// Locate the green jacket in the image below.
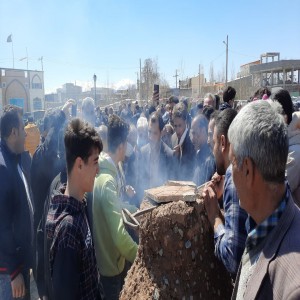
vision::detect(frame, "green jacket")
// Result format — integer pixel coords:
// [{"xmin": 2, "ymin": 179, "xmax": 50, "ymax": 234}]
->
[{"xmin": 92, "ymin": 153, "xmax": 138, "ymax": 277}]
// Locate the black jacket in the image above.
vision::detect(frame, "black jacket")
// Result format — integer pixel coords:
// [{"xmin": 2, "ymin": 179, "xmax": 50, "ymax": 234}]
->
[
  {"xmin": 36, "ymin": 171, "xmax": 67, "ymax": 299},
  {"xmin": 31, "ymin": 110, "xmax": 66, "ymax": 231},
  {"xmin": 0, "ymin": 141, "xmax": 34, "ymax": 279},
  {"xmin": 171, "ymin": 131, "xmax": 196, "ymax": 181}
]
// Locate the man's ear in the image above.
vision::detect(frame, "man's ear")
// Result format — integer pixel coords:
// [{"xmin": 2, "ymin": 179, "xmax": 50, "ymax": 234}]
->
[
  {"xmin": 243, "ymin": 157, "xmax": 255, "ymax": 187},
  {"xmin": 10, "ymin": 127, "xmax": 17, "ymax": 137},
  {"xmin": 74, "ymin": 157, "xmax": 83, "ymax": 171},
  {"xmin": 220, "ymin": 135, "xmax": 227, "ymax": 153}
]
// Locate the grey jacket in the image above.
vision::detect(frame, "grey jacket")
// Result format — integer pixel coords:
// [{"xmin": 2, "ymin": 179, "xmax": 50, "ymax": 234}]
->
[{"xmin": 232, "ymin": 192, "xmax": 300, "ymax": 299}]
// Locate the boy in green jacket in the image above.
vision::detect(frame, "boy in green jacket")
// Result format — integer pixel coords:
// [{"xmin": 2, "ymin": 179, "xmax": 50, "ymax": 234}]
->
[{"xmin": 92, "ymin": 114, "xmax": 138, "ymax": 300}]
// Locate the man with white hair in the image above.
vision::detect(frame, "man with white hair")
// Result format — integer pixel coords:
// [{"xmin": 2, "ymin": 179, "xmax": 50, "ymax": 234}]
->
[
  {"xmin": 229, "ymin": 101, "xmax": 300, "ymax": 299},
  {"xmin": 203, "ymin": 93, "xmax": 216, "ymax": 109},
  {"xmin": 81, "ymin": 97, "xmax": 96, "ymax": 126}
]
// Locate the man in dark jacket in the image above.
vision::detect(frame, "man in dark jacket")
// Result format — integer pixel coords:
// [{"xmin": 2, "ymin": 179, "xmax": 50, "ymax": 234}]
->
[
  {"xmin": 0, "ymin": 105, "xmax": 33, "ymax": 300},
  {"xmin": 31, "ymin": 101, "xmax": 74, "ymax": 298},
  {"xmin": 46, "ymin": 118, "xmax": 104, "ymax": 300},
  {"xmin": 138, "ymin": 111, "xmax": 174, "ymax": 199},
  {"xmin": 171, "ymin": 102, "xmax": 195, "ymax": 181},
  {"xmin": 190, "ymin": 114, "xmax": 215, "ymax": 186},
  {"xmin": 31, "ymin": 100, "xmax": 74, "ymax": 233}
]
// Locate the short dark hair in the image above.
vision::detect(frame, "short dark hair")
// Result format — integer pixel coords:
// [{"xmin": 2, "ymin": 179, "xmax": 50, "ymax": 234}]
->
[
  {"xmin": 273, "ymin": 89, "xmax": 294, "ymax": 125},
  {"xmin": 168, "ymin": 96, "xmax": 179, "ymax": 105},
  {"xmin": 214, "ymin": 95, "xmax": 220, "ymax": 110},
  {"xmin": 193, "ymin": 114, "xmax": 208, "ymax": 133},
  {"xmin": 107, "ymin": 114, "xmax": 129, "ymax": 153},
  {"xmin": 182, "ymin": 99, "xmax": 188, "ymax": 109},
  {"xmin": 223, "ymin": 86, "xmax": 236, "ymax": 103},
  {"xmin": 43, "ymin": 108, "xmax": 65, "ymax": 132},
  {"xmin": 149, "ymin": 111, "xmax": 164, "ymax": 131},
  {"xmin": 215, "ymin": 108, "xmax": 237, "ymax": 139},
  {"xmin": 202, "ymin": 105, "xmax": 215, "ymax": 121},
  {"xmin": 64, "ymin": 118, "xmax": 103, "ymax": 174},
  {"xmin": 0, "ymin": 105, "xmax": 23, "ymax": 139},
  {"xmin": 172, "ymin": 102, "xmax": 188, "ymax": 121}
]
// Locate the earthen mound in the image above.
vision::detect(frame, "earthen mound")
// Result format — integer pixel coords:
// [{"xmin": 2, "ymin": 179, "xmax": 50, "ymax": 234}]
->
[{"xmin": 120, "ymin": 199, "xmax": 233, "ymax": 299}]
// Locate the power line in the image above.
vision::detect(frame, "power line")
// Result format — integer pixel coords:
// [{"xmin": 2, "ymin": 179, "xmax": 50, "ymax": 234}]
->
[{"xmin": 228, "ymin": 49, "xmax": 257, "ymax": 59}]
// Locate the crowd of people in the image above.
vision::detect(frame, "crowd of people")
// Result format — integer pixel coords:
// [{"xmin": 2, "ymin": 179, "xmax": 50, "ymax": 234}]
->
[{"xmin": 0, "ymin": 85, "xmax": 300, "ymax": 300}]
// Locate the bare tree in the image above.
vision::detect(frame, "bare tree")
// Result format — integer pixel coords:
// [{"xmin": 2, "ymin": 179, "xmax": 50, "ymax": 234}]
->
[
  {"xmin": 231, "ymin": 62, "xmax": 235, "ymax": 81},
  {"xmin": 141, "ymin": 58, "xmax": 160, "ymax": 100}
]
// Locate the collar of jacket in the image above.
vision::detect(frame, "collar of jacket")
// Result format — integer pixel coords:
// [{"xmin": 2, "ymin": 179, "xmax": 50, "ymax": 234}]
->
[
  {"xmin": 98, "ymin": 152, "xmax": 118, "ymax": 177},
  {"xmin": 52, "ymin": 185, "xmax": 86, "ymax": 214},
  {"xmin": 1, "ymin": 139, "xmax": 21, "ymax": 165}
]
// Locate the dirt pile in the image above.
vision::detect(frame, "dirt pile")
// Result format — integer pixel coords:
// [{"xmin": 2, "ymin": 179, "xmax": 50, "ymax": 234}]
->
[{"xmin": 120, "ymin": 199, "xmax": 233, "ymax": 299}]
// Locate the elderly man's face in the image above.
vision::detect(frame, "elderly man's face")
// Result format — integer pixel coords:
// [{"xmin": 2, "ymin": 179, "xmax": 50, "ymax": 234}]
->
[{"xmin": 203, "ymin": 97, "xmax": 214, "ymax": 107}]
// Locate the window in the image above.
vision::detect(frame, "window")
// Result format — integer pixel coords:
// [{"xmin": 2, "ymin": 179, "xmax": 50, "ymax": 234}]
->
[
  {"xmin": 1, "ymin": 70, "xmax": 5, "ymax": 77},
  {"xmin": 32, "ymin": 82, "xmax": 43, "ymax": 89},
  {"xmin": 2, "ymin": 82, "xmax": 6, "ymax": 88}
]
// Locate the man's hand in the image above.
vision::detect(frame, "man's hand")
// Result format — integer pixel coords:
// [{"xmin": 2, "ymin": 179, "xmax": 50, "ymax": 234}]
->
[
  {"xmin": 11, "ymin": 273, "xmax": 25, "ymax": 299},
  {"xmin": 126, "ymin": 185, "xmax": 136, "ymax": 198},
  {"xmin": 62, "ymin": 99, "xmax": 76, "ymax": 120},
  {"xmin": 202, "ymin": 185, "xmax": 221, "ymax": 227},
  {"xmin": 211, "ymin": 172, "xmax": 222, "ymax": 183},
  {"xmin": 173, "ymin": 145, "xmax": 181, "ymax": 157},
  {"xmin": 210, "ymin": 173, "xmax": 225, "ymax": 200}
]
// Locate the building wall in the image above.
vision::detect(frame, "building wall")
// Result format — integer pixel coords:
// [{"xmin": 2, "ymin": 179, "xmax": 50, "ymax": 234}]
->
[
  {"xmin": 0, "ymin": 68, "xmax": 44, "ymax": 112},
  {"xmin": 227, "ymin": 75, "xmax": 256, "ymax": 100},
  {"xmin": 191, "ymin": 75, "xmax": 205, "ymax": 98},
  {"xmin": 29, "ymin": 71, "xmax": 44, "ymax": 111}
]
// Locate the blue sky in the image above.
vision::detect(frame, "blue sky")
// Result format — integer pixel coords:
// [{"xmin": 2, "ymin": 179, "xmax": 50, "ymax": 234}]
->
[{"xmin": 0, "ymin": 0, "xmax": 299, "ymax": 93}]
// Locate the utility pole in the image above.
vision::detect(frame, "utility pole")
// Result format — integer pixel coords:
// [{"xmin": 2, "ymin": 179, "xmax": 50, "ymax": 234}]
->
[
  {"xmin": 174, "ymin": 69, "xmax": 179, "ymax": 89},
  {"xmin": 223, "ymin": 35, "xmax": 228, "ymax": 87}
]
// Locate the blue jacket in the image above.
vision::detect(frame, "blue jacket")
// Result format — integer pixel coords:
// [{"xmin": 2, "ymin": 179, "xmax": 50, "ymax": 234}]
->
[{"xmin": 0, "ymin": 141, "xmax": 33, "ymax": 279}]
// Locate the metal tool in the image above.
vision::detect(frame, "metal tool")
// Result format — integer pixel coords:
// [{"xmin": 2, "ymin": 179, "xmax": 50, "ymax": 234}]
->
[{"xmin": 122, "ymin": 206, "xmax": 156, "ymax": 229}]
